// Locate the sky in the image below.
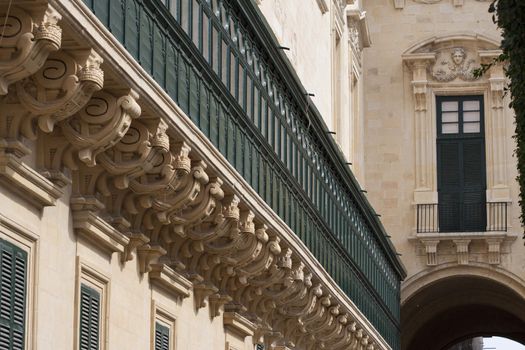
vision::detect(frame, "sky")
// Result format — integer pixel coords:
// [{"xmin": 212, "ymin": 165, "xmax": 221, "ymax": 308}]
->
[{"xmin": 483, "ymin": 337, "xmax": 525, "ymax": 350}]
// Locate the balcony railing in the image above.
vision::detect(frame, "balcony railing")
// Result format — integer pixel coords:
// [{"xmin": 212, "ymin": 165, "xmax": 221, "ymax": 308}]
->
[
  {"xmin": 416, "ymin": 202, "xmax": 508, "ymax": 233},
  {"xmin": 80, "ymin": 0, "xmax": 406, "ymax": 346}
]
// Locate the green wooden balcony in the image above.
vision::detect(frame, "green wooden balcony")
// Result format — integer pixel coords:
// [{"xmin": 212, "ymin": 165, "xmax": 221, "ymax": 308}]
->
[{"xmin": 81, "ymin": 0, "xmax": 406, "ymax": 347}]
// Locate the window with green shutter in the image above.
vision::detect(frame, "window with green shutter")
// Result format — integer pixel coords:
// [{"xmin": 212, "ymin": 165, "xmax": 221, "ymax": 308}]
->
[
  {"xmin": 0, "ymin": 238, "xmax": 27, "ymax": 350},
  {"xmin": 437, "ymin": 95, "xmax": 486, "ymax": 232},
  {"xmin": 155, "ymin": 322, "xmax": 170, "ymax": 350},
  {"xmin": 80, "ymin": 284, "xmax": 100, "ymax": 350}
]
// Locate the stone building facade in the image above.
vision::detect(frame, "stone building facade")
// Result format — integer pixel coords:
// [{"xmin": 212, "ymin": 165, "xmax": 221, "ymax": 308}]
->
[
  {"xmin": 359, "ymin": 0, "xmax": 525, "ymax": 349},
  {"xmin": 0, "ymin": 1, "xmax": 405, "ymax": 350}
]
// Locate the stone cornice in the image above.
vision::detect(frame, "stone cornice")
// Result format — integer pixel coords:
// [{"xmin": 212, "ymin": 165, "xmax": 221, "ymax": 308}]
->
[{"xmin": 0, "ymin": 1, "xmax": 393, "ymax": 349}]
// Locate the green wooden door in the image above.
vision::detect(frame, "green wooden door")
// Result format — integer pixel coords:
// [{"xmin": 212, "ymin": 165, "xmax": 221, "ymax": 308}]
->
[{"xmin": 437, "ymin": 96, "xmax": 486, "ymax": 232}]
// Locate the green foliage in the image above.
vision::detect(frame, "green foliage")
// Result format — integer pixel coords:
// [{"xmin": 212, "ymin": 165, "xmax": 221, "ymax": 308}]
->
[{"xmin": 489, "ymin": 0, "xmax": 525, "ymax": 239}]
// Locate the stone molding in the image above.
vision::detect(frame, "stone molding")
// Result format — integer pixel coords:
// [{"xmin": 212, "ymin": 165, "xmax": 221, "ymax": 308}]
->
[
  {"xmin": 394, "ymin": 0, "xmax": 491, "ymax": 9},
  {"xmin": 0, "ymin": 1, "xmax": 390, "ymax": 349},
  {"xmin": 401, "ymin": 262, "xmax": 525, "ymax": 306}
]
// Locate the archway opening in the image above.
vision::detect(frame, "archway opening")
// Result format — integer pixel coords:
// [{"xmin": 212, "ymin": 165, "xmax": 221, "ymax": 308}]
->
[
  {"xmin": 446, "ymin": 336, "xmax": 525, "ymax": 350},
  {"xmin": 401, "ymin": 275, "xmax": 525, "ymax": 350}
]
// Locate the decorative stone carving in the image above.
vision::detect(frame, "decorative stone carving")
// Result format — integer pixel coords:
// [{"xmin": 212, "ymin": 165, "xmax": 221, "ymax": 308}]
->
[
  {"xmin": 422, "ymin": 240, "xmax": 440, "ymax": 266},
  {"xmin": 0, "ymin": 4, "xmax": 395, "ymax": 349},
  {"xmin": 413, "ymin": 232, "xmax": 516, "ymax": 267},
  {"xmin": 0, "ymin": 5, "xmax": 62, "ymax": 95},
  {"xmin": 62, "ymin": 89, "xmax": 140, "ymax": 166},
  {"xmin": 431, "ymin": 47, "xmax": 479, "ymax": 82},
  {"xmin": 486, "ymin": 238, "xmax": 503, "ymax": 265},
  {"xmin": 403, "ymin": 54, "xmax": 435, "ymax": 194},
  {"xmin": 17, "ymin": 49, "xmax": 104, "ymax": 134},
  {"xmin": 453, "ymin": 239, "xmax": 471, "ymax": 265}
]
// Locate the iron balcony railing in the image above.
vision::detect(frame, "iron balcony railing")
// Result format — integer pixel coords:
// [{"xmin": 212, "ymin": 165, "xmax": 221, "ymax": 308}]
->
[
  {"xmin": 81, "ymin": 0, "xmax": 406, "ymax": 346},
  {"xmin": 416, "ymin": 202, "xmax": 508, "ymax": 233}
]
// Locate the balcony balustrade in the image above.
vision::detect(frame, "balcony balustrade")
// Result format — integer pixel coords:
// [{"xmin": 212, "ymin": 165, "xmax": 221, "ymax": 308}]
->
[
  {"xmin": 416, "ymin": 202, "xmax": 508, "ymax": 233},
  {"xmin": 414, "ymin": 202, "xmax": 515, "ymax": 267},
  {"xmin": 80, "ymin": 0, "xmax": 406, "ymax": 346}
]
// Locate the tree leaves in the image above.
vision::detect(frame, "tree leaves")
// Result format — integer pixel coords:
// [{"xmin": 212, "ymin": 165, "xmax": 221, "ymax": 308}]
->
[{"xmin": 491, "ymin": 0, "xmax": 525, "ymax": 239}]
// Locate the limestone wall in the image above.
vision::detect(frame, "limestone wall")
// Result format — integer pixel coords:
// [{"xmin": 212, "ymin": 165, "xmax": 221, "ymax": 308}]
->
[{"xmin": 362, "ymin": 0, "xmax": 525, "ymax": 282}]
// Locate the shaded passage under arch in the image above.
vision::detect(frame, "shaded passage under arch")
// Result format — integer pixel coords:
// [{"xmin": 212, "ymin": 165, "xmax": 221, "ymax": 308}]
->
[{"xmin": 402, "ymin": 275, "xmax": 525, "ymax": 350}]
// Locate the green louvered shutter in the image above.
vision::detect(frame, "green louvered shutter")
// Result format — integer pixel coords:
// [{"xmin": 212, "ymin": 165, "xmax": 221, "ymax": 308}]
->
[
  {"xmin": 437, "ymin": 141, "xmax": 462, "ymax": 232},
  {"xmin": 437, "ymin": 95, "xmax": 486, "ymax": 232},
  {"xmin": 80, "ymin": 284, "xmax": 100, "ymax": 350},
  {"xmin": 155, "ymin": 322, "xmax": 170, "ymax": 350},
  {"xmin": 0, "ymin": 239, "xmax": 27, "ymax": 350}
]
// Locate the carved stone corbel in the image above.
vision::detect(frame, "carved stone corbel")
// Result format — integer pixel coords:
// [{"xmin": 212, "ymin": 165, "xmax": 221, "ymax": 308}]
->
[
  {"xmin": 0, "ymin": 5, "xmax": 62, "ymax": 95},
  {"xmin": 193, "ymin": 279, "xmax": 219, "ymax": 309},
  {"xmin": 486, "ymin": 237, "xmax": 503, "ymax": 265},
  {"xmin": 62, "ymin": 89, "xmax": 141, "ymax": 167},
  {"xmin": 421, "ymin": 239, "xmax": 440, "ymax": 266},
  {"xmin": 209, "ymin": 293, "xmax": 233, "ymax": 317},
  {"xmin": 17, "ymin": 49, "xmax": 104, "ymax": 134},
  {"xmin": 137, "ymin": 244, "xmax": 167, "ymax": 273},
  {"xmin": 122, "ymin": 232, "xmax": 149, "ymax": 262},
  {"xmin": 453, "ymin": 239, "xmax": 471, "ymax": 265}
]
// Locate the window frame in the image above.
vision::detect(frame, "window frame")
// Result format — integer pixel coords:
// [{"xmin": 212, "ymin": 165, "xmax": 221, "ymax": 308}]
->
[
  {"xmin": 151, "ymin": 300, "xmax": 176, "ymax": 350},
  {"xmin": 436, "ymin": 95, "xmax": 485, "ymax": 139},
  {"xmin": 435, "ymin": 94, "xmax": 487, "ymax": 232},
  {"xmin": 0, "ymin": 213, "xmax": 37, "ymax": 350},
  {"xmin": 75, "ymin": 257, "xmax": 109, "ymax": 350}
]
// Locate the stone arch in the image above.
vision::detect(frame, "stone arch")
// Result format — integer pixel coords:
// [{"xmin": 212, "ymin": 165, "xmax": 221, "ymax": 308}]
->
[
  {"xmin": 403, "ymin": 32, "xmax": 501, "ymax": 55},
  {"xmin": 401, "ymin": 263, "xmax": 525, "ymax": 350}
]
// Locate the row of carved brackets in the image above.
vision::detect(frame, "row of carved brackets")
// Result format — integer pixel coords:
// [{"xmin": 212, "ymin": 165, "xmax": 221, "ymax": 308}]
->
[
  {"xmin": 0, "ymin": 3, "xmax": 385, "ymax": 350},
  {"xmin": 412, "ymin": 232, "xmax": 517, "ymax": 266}
]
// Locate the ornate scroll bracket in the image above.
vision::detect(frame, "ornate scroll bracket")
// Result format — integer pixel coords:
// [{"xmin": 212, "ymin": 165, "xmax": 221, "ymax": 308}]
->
[
  {"xmin": 63, "ymin": 89, "xmax": 141, "ymax": 167},
  {"xmin": 0, "ymin": 5, "xmax": 62, "ymax": 95}
]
